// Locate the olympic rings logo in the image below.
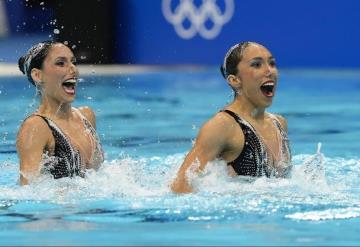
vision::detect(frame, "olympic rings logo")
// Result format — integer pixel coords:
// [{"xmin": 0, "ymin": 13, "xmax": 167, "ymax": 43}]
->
[{"xmin": 162, "ymin": 0, "xmax": 234, "ymax": 39}]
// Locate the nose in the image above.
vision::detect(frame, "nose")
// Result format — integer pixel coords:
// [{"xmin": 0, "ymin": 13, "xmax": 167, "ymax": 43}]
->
[
  {"xmin": 69, "ymin": 62, "xmax": 78, "ymax": 76},
  {"xmin": 264, "ymin": 63, "xmax": 276, "ymax": 77}
]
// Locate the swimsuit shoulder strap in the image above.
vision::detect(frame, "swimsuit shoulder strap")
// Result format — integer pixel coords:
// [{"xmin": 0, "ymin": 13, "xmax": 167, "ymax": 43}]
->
[
  {"xmin": 31, "ymin": 114, "xmax": 62, "ymax": 135},
  {"xmin": 220, "ymin": 109, "xmax": 256, "ymax": 131},
  {"xmin": 31, "ymin": 114, "xmax": 83, "ymax": 178},
  {"xmin": 267, "ymin": 113, "xmax": 287, "ymax": 137},
  {"xmin": 32, "ymin": 114, "xmax": 77, "ymax": 152},
  {"xmin": 72, "ymin": 107, "xmax": 96, "ymax": 131},
  {"xmin": 220, "ymin": 109, "xmax": 241, "ymax": 122},
  {"xmin": 22, "ymin": 113, "xmax": 57, "ymax": 134},
  {"xmin": 72, "ymin": 107, "xmax": 104, "ymax": 165}
]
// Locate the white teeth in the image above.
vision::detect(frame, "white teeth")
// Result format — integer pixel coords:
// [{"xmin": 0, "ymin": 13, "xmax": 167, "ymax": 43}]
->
[
  {"xmin": 262, "ymin": 82, "xmax": 274, "ymax": 86},
  {"xmin": 64, "ymin": 79, "xmax": 77, "ymax": 83}
]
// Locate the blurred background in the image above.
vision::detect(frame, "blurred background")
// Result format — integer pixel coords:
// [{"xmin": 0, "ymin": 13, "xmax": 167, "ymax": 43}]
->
[{"xmin": 1, "ymin": 0, "xmax": 360, "ymax": 68}]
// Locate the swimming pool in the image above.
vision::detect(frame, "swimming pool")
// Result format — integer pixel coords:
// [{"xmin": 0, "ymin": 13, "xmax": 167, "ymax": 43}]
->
[{"xmin": 0, "ymin": 68, "xmax": 360, "ymax": 245}]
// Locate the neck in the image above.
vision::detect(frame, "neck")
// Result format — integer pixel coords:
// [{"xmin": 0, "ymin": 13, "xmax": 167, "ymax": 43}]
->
[
  {"xmin": 38, "ymin": 96, "xmax": 72, "ymax": 120},
  {"xmin": 228, "ymin": 96, "xmax": 266, "ymax": 121}
]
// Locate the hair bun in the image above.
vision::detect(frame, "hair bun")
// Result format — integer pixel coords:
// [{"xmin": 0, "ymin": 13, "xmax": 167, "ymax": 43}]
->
[
  {"xmin": 18, "ymin": 55, "xmax": 26, "ymax": 75},
  {"xmin": 220, "ymin": 65, "xmax": 226, "ymax": 79}
]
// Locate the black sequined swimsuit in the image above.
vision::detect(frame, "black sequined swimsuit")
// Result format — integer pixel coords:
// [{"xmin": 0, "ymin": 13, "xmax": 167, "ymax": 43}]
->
[
  {"xmin": 221, "ymin": 110, "xmax": 291, "ymax": 177},
  {"xmin": 33, "ymin": 111, "xmax": 103, "ymax": 179}
]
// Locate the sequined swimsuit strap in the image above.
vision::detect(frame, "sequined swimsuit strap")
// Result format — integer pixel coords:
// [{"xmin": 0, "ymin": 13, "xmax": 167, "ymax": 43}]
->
[
  {"xmin": 220, "ymin": 110, "xmax": 268, "ymax": 176},
  {"xmin": 33, "ymin": 114, "xmax": 83, "ymax": 178},
  {"xmin": 268, "ymin": 114, "xmax": 287, "ymax": 139},
  {"xmin": 221, "ymin": 109, "xmax": 240, "ymax": 122},
  {"xmin": 72, "ymin": 108, "xmax": 100, "ymax": 139},
  {"xmin": 72, "ymin": 108, "xmax": 104, "ymax": 165},
  {"xmin": 267, "ymin": 113, "xmax": 292, "ymax": 162}
]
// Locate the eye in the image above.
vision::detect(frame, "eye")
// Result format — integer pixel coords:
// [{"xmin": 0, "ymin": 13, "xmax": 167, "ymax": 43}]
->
[
  {"xmin": 269, "ymin": 59, "xmax": 276, "ymax": 67},
  {"xmin": 55, "ymin": 61, "xmax": 65, "ymax": 66},
  {"xmin": 250, "ymin": 61, "xmax": 262, "ymax": 68},
  {"xmin": 72, "ymin": 60, "xmax": 77, "ymax": 66}
]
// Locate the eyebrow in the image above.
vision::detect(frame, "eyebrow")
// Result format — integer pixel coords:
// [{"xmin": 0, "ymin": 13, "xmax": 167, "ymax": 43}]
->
[
  {"xmin": 55, "ymin": 56, "xmax": 76, "ymax": 60},
  {"xmin": 248, "ymin": 56, "xmax": 275, "ymax": 62}
]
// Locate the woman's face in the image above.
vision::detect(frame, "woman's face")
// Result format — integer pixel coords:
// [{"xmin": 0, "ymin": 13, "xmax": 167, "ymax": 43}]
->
[
  {"xmin": 38, "ymin": 43, "xmax": 79, "ymax": 104},
  {"xmin": 236, "ymin": 43, "xmax": 278, "ymax": 108}
]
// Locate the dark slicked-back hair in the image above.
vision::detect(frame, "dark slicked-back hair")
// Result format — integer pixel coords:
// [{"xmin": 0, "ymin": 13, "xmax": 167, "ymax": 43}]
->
[
  {"xmin": 220, "ymin": 41, "xmax": 255, "ymax": 79},
  {"xmin": 18, "ymin": 40, "xmax": 62, "ymax": 86}
]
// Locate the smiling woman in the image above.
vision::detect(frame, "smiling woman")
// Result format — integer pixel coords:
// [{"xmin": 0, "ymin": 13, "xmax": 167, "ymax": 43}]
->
[
  {"xmin": 171, "ymin": 41, "xmax": 292, "ymax": 193},
  {"xmin": 16, "ymin": 41, "xmax": 104, "ymax": 185}
]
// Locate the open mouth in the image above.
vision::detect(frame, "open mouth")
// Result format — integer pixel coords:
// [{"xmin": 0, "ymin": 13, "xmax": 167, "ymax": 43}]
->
[
  {"xmin": 62, "ymin": 79, "xmax": 77, "ymax": 95},
  {"xmin": 260, "ymin": 82, "xmax": 275, "ymax": 97}
]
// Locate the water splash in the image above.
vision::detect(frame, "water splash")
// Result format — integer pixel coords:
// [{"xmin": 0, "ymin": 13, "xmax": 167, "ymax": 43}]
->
[
  {"xmin": 294, "ymin": 142, "xmax": 328, "ymax": 192},
  {"xmin": 1, "ymin": 150, "xmax": 360, "ymax": 222},
  {"xmin": 285, "ymin": 207, "xmax": 360, "ymax": 221},
  {"xmin": 77, "ymin": 78, "xmax": 85, "ymax": 83}
]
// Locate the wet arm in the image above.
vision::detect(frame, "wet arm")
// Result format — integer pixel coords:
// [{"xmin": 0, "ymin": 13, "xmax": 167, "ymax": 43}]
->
[
  {"xmin": 16, "ymin": 118, "xmax": 49, "ymax": 185},
  {"xmin": 171, "ymin": 116, "xmax": 230, "ymax": 193}
]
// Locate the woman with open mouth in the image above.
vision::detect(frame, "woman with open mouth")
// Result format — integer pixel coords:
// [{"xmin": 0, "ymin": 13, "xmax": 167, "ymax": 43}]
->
[
  {"xmin": 172, "ymin": 42, "xmax": 292, "ymax": 193},
  {"xmin": 16, "ymin": 41, "xmax": 104, "ymax": 185}
]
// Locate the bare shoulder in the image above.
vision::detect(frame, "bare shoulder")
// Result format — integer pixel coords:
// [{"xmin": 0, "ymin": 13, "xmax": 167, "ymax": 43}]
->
[
  {"xmin": 272, "ymin": 114, "xmax": 288, "ymax": 132},
  {"xmin": 17, "ymin": 115, "xmax": 51, "ymax": 149},
  {"xmin": 18, "ymin": 115, "xmax": 49, "ymax": 135},
  {"xmin": 78, "ymin": 106, "xmax": 96, "ymax": 128},
  {"xmin": 196, "ymin": 111, "xmax": 239, "ymax": 144},
  {"xmin": 201, "ymin": 112, "xmax": 237, "ymax": 133}
]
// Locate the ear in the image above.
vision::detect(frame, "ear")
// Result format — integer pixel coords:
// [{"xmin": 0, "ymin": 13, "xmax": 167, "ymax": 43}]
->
[
  {"xmin": 30, "ymin": 68, "xmax": 43, "ymax": 86},
  {"xmin": 227, "ymin": 75, "xmax": 242, "ymax": 90}
]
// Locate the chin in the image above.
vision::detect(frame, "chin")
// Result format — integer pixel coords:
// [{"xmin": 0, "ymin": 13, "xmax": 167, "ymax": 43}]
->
[
  {"xmin": 63, "ymin": 95, "xmax": 76, "ymax": 103},
  {"xmin": 261, "ymin": 98, "xmax": 273, "ymax": 108}
]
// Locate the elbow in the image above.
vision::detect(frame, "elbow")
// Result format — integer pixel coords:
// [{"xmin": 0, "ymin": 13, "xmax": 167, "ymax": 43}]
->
[
  {"xmin": 171, "ymin": 178, "xmax": 193, "ymax": 194},
  {"xmin": 19, "ymin": 175, "xmax": 29, "ymax": 186}
]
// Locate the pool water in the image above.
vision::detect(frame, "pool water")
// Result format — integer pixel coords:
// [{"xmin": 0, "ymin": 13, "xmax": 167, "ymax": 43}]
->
[{"xmin": 0, "ymin": 68, "xmax": 360, "ymax": 245}]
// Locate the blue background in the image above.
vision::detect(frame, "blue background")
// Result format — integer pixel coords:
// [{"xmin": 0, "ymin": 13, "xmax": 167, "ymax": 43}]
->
[
  {"xmin": 114, "ymin": 0, "xmax": 360, "ymax": 67},
  {"xmin": 1, "ymin": 0, "xmax": 360, "ymax": 67}
]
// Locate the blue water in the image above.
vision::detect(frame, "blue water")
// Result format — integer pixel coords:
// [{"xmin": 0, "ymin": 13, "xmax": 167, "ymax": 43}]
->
[{"xmin": 0, "ymin": 68, "xmax": 360, "ymax": 245}]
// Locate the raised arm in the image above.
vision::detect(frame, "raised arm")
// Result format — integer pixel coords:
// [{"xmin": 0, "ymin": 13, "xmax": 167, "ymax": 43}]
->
[
  {"xmin": 171, "ymin": 113, "xmax": 237, "ymax": 193},
  {"xmin": 16, "ymin": 117, "xmax": 51, "ymax": 185}
]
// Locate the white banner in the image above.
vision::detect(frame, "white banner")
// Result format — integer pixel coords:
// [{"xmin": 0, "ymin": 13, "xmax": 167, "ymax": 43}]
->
[{"xmin": 0, "ymin": 0, "xmax": 9, "ymax": 37}]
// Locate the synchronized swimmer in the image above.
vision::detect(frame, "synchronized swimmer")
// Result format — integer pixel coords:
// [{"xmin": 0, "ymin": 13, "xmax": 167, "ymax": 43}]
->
[
  {"xmin": 16, "ymin": 41, "xmax": 291, "ymax": 190},
  {"xmin": 171, "ymin": 42, "xmax": 292, "ymax": 193},
  {"xmin": 16, "ymin": 41, "xmax": 104, "ymax": 185}
]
